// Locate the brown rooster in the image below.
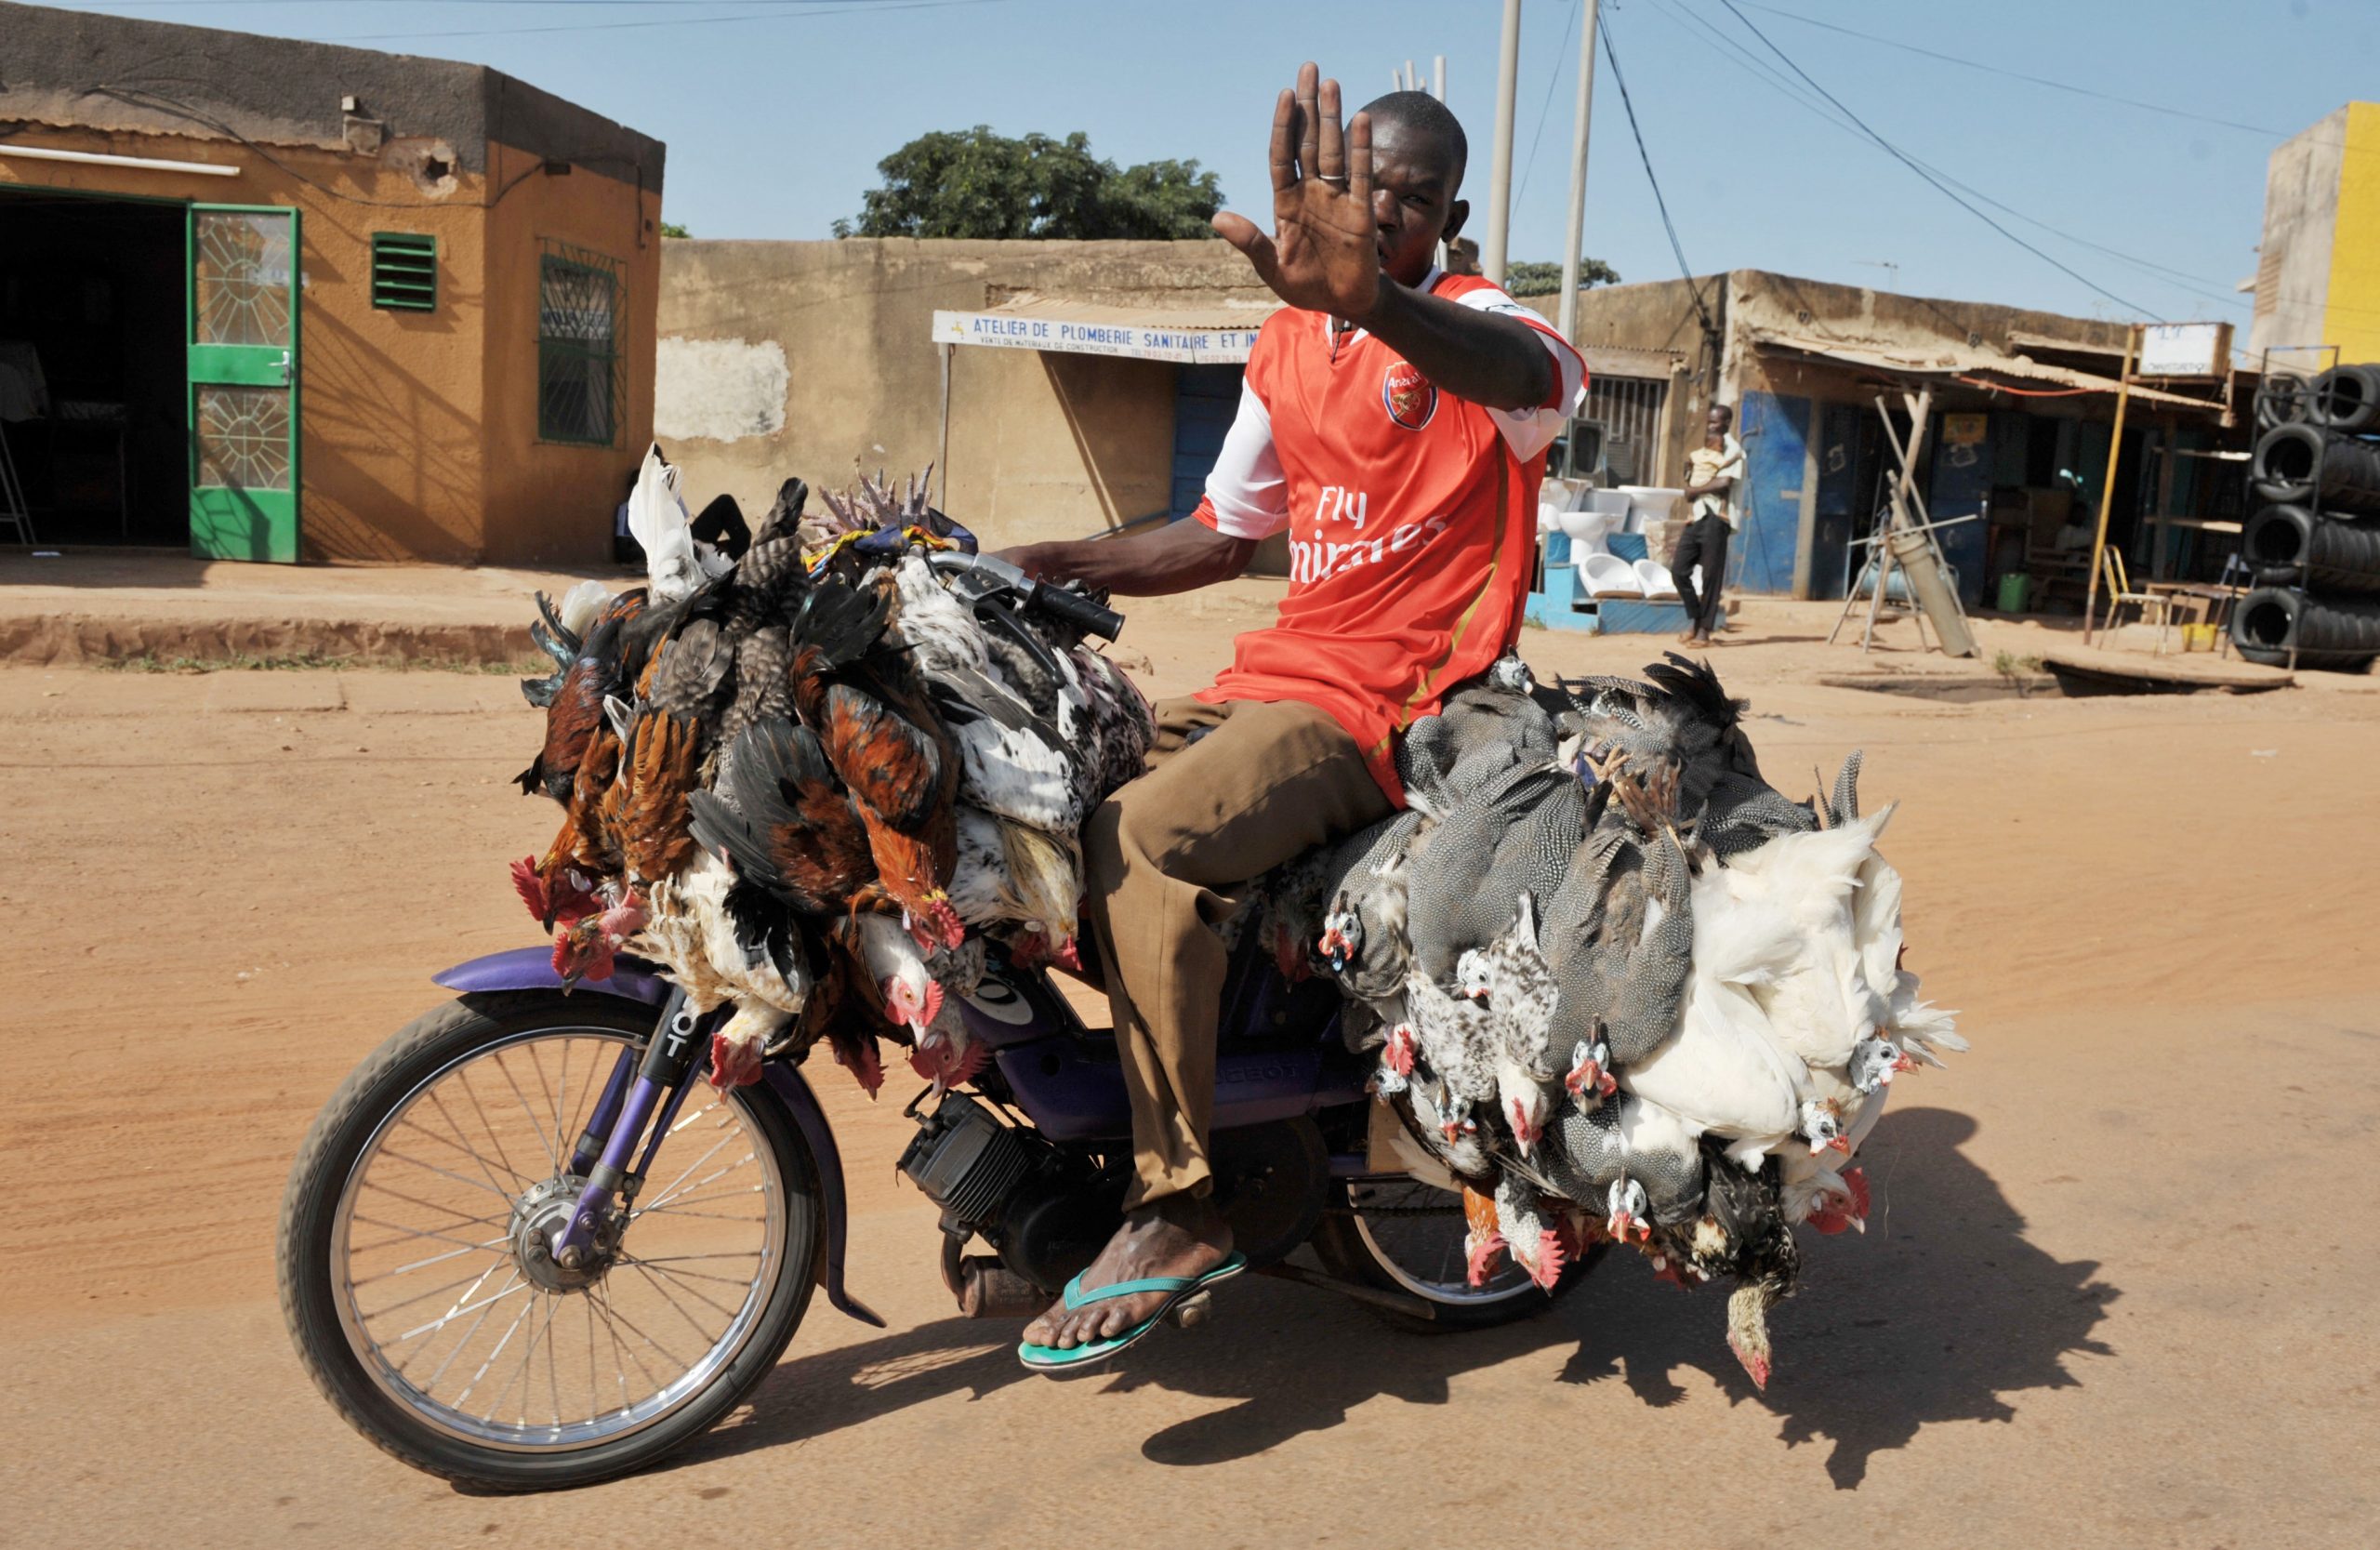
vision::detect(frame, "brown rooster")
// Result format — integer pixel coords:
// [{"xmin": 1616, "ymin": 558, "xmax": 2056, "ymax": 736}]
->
[
  {"xmin": 515, "ymin": 590, "xmax": 644, "ymax": 802},
  {"xmin": 788, "ymin": 580, "xmax": 964, "ymax": 948},
  {"xmin": 686, "ymin": 718, "xmax": 878, "ymax": 917},
  {"xmin": 603, "ymin": 616, "xmax": 734, "ymax": 887}
]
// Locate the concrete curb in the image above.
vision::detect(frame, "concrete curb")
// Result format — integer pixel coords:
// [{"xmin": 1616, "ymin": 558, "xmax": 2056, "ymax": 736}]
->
[{"xmin": 0, "ymin": 613, "xmax": 540, "ymax": 669}]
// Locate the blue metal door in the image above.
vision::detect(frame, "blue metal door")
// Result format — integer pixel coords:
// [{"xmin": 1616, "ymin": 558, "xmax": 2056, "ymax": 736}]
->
[
  {"xmin": 1734, "ymin": 391, "xmax": 1807, "ymax": 596},
  {"xmin": 1811, "ymin": 402, "xmax": 1863, "ymax": 600},
  {"xmin": 1170, "ymin": 364, "xmax": 1239, "ymax": 516},
  {"xmin": 1926, "ymin": 411, "xmax": 1993, "ymax": 605}
]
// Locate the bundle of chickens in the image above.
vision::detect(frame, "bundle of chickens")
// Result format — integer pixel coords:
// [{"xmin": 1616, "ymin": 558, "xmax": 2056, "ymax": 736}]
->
[
  {"xmin": 507, "ymin": 446, "xmax": 1962, "ymax": 1390},
  {"xmin": 1229, "ymin": 654, "xmax": 1964, "ymax": 1390},
  {"xmin": 508, "ymin": 445, "xmax": 1157, "ymax": 1095}
]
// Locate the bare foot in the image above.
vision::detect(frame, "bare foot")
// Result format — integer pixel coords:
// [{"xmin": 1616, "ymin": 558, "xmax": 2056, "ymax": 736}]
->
[
  {"xmin": 1675, "ymin": 629, "xmax": 1699, "ymax": 646},
  {"xmin": 1021, "ymin": 1197, "xmax": 1234, "ymax": 1352}
]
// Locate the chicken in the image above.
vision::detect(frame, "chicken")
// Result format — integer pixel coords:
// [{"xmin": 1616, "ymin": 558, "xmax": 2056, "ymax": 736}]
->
[
  {"xmin": 625, "ymin": 443, "xmax": 730, "ymax": 604},
  {"xmin": 687, "ymin": 718, "xmax": 877, "ymax": 918},
  {"xmin": 516, "ymin": 590, "xmax": 641, "ymax": 802},
  {"xmin": 790, "ymin": 579, "xmax": 965, "ymax": 948}
]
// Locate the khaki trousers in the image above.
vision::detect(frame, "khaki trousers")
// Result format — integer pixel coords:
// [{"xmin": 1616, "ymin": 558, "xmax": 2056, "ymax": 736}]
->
[{"xmin": 1083, "ymin": 696, "xmax": 1395, "ymax": 1209}]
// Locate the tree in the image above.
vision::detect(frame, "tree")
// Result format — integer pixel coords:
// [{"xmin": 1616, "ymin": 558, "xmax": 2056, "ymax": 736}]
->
[
  {"xmin": 834, "ymin": 126, "xmax": 1223, "ymax": 241},
  {"xmin": 659, "ymin": 220, "xmax": 692, "ymax": 239},
  {"xmin": 1501, "ymin": 258, "xmax": 1620, "ymax": 296}
]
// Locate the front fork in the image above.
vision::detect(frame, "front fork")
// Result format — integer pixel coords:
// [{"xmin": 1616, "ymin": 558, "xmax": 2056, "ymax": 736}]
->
[{"xmin": 552, "ymin": 988, "xmax": 719, "ymax": 1269}]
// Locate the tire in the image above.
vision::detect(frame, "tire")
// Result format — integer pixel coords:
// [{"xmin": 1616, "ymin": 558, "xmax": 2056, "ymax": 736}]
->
[
  {"xmin": 2310, "ymin": 364, "xmax": 2380, "ymax": 433},
  {"xmin": 1309, "ymin": 1177, "xmax": 1599, "ymax": 1333},
  {"xmin": 2242, "ymin": 503, "xmax": 2380, "ymax": 594},
  {"xmin": 2253, "ymin": 423, "xmax": 2380, "ymax": 515},
  {"xmin": 2230, "ymin": 585, "xmax": 2380, "ymax": 672},
  {"xmin": 2256, "ymin": 371, "xmax": 2309, "ymax": 432},
  {"xmin": 278, "ymin": 992, "xmax": 821, "ymax": 1491}
]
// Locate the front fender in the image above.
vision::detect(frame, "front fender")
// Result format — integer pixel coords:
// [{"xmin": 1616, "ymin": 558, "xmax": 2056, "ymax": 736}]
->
[
  {"xmin": 432, "ymin": 945, "xmax": 671, "ymax": 1004},
  {"xmin": 430, "ymin": 947, "xmax": 881, "ymax": 1328}
]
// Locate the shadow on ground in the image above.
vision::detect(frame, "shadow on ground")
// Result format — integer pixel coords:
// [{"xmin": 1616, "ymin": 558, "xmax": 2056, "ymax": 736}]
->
[{"xmin": 675, "ymin": 1106, "xmax": 2113, "ymax": 1490}]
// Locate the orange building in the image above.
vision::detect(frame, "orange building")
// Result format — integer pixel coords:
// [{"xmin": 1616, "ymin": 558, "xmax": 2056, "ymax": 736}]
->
[{"xmin": 0, "ymin": 2, "xmax": 664, "ymax": 564}]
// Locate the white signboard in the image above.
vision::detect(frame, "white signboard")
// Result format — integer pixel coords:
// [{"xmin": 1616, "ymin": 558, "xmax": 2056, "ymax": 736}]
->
[
  {"xmin": 932, "ymin": 309, "xmax": 1262, "ymax": 364},
  {"xmin": 2136, "ymin": 322, "xmax": 2229, "ymax": 378}
]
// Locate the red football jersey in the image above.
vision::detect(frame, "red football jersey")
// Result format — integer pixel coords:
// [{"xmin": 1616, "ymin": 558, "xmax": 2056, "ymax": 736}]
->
[{"xmin": 1194, "ymin": 269, "xmax": 1586, "ymax": 801}]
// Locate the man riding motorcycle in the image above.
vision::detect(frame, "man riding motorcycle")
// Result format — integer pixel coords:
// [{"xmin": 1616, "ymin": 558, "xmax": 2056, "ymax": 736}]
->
[{"xmin": 999, "ymin": 64, "xmax": 1586, "ymax": 1368}]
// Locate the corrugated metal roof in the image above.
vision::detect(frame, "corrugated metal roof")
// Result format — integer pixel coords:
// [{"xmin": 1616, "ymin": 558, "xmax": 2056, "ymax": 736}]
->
[{"xmin": 1748, "ymin": 329, "xmax": 2222, "ymax": 411}]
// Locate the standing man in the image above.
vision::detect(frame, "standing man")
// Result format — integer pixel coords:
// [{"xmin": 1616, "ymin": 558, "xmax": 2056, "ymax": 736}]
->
[
  {"xmin": 998, "ymin": 64, "xmax": 1584, "ymax": 1369},
  {"xmin": 1671, "ymin": 403, "xmax": 1743, "ymax": 646}
]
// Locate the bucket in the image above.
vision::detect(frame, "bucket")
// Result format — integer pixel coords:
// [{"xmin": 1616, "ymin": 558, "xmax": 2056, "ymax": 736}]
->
[
  {"xmin": 1996, "ymin": 572, "xmax": 2032, "ymax": 613},
  {"xmin": 2182, "ymin": 622, "xmax": 2217, "ymax": 653}
]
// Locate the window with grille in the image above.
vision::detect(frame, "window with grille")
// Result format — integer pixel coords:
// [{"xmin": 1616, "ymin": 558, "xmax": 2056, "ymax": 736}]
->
[
  {"xmin": 536, "ymin": 241, "xmax": 624, "ymax": 446},
  {"xmin": 370, "ymin": 232, "xmax": 437, "ymax": 311},
  {"xmin": 1583, "ymin": 375, "xmax": 1669, "ymax": 485}
]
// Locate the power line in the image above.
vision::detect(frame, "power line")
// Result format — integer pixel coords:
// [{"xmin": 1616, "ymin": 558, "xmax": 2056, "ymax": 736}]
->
[
  {"xmin": 1730, "ymin": 0, "xmax": 2285, "ymax": 139},
  {"xmin": 1645, "ymin": 0, "xmax": 2248, "ymax": 313},
  {"xmin": 1514, "ymin": 0, "xmax": 1578, "ymax": 209},
  {"xmin": 1712, "ymin": 0, "xmax": 2150, "ymax": 315},
  {"xmin": 1595, "ymin": 5, "xmax": 1716, "ymax": 338}
]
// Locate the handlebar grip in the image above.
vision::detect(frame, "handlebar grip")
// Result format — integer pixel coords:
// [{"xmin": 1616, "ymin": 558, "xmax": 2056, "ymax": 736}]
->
[{"xmin": 1028, "ymin": 582, "xmax": 1126, "ymax": 642}]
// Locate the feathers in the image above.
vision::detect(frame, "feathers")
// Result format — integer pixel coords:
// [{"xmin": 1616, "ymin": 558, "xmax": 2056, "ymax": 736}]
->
[{"xmin": 627, "ymin": 444, "xmax": 705, "ymax": 604}]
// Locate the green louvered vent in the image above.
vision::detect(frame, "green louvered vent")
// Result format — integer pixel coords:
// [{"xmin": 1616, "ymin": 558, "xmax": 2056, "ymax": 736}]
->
[{"xmin": 370, "ymin": 232, "xmax": 438, "ymax": 312}]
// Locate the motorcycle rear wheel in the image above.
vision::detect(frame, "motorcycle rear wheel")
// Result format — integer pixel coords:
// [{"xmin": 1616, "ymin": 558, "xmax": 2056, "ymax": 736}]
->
[
  {"xmin": 1310, "ymin": 1177, "xmax": 1597, "ymax": 1332},
  {"xmin": 278, "ymin": 991, "xmax": 820, "ymax": 1491}
]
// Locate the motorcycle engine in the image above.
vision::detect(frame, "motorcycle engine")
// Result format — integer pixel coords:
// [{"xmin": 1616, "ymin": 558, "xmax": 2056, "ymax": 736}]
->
[
  {"xmin": 895, "ymin": 1091, "xmax": 1038, "ymax": 1232},
  {"xmin": 896, "ymin": 1092, "xmax": 1124, "ymax": 1296}
]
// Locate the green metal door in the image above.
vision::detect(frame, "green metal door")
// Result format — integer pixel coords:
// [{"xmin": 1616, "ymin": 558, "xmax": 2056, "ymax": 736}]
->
[{"xmin": 187, "ymin": 205, "xmax": 300, "ymax": 562}]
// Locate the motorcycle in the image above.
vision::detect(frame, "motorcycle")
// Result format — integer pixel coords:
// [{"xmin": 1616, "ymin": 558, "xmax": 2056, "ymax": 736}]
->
[{"xmin": 279, "ymin": 592, "xmax": 1597, "ymax": 1492}]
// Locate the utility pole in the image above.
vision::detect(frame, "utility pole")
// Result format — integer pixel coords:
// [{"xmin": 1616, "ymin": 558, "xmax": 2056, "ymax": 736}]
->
[
  {"xmin": 2083, "ymin": 322, "xmax": 2141, "ymax": 647},
  {"xmin": 1433, "ymin": 54, "xmax": 1446, "ymax": 103},
  {"xmin": 1555, "ymin": 0, "xmax": 1602, "ymax": 348},
  {"xmin": 1483, "ymin": 0, "xmax": 1523, "ymax": 284}
]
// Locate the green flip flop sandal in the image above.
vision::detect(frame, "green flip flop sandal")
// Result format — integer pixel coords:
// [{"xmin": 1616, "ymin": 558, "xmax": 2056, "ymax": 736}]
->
[{"xmin": 1016, "ymin": 1252, "xmax": 1249, "ymax": 1372}]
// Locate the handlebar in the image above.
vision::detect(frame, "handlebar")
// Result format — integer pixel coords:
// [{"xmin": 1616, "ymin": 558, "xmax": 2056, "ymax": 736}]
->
[{"xmin": 926, "ymin": 550, "xmax": 1127, "ymax": 642}]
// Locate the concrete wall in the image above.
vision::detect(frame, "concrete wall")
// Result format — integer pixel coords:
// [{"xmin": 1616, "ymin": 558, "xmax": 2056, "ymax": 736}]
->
[
  {"xmin": 0, "ymin": 1, "xmax": 664, "ymax": 183},
  {"xmin": 655, "ymin": 238, "xmax": 1266, "ymax": 549},
  {"xmin": 2250, "ymin": 106, "xmax": 2347, "ymax": 361}
]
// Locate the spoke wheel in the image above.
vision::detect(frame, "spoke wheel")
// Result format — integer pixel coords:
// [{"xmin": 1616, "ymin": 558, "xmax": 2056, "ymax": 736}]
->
[
  {"xmin": 282, "ymin": 993, "xmax": 820, "ymax": 1490},
  {"xmin": 1310, "ymin": 1177, "xmax": 1596, "ymax": 1332}
]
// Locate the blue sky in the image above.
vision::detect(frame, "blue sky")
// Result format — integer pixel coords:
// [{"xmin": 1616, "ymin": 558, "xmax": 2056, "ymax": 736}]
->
[{"xmin": 44, "ymin": 0, "xmax": 2380, "ymax": 325}]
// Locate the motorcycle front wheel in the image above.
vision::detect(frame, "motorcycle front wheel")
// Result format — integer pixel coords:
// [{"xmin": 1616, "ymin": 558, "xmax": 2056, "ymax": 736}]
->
[{"xmin": 278, "ymin": 991, "xmax": 820, "ymax": 1490}]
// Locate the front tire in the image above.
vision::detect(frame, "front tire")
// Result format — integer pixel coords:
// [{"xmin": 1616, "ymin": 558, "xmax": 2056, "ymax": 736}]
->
[{"xmin": 278, "ymin": 992, "xmax": 821, "ymax": 1490}]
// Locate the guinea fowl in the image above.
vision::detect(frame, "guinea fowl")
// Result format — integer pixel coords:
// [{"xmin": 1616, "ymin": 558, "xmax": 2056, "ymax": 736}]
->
[{"xmin": 1455, "ymin": 895, "xmax": 1557, "ymax": 1156}]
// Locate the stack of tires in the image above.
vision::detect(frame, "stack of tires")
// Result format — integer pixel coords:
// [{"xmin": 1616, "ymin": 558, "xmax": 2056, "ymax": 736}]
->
[{"xmin": 2240, "ymin": 364, "xmax": 2380, "ymax": 671}]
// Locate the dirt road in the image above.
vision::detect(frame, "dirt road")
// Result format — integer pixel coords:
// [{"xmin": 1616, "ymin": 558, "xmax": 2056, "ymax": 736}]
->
[{"xmin": 5, "ymin": 604, "xmax": 2377, "ymax": 1549}]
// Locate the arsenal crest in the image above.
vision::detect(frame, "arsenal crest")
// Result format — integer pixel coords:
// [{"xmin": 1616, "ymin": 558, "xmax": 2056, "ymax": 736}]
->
[{"xmin": 1382, "ymin": 361, "xmax": 1437, "ymax": 431}]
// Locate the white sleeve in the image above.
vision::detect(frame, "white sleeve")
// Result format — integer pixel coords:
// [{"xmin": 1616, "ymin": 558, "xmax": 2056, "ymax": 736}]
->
[
  {"xmin": 1200, "ymin": 380, "xmax": 1290, "ymax": 539},
  {"xmin": 1456, "ymin": 285, "xmax": 1588, "ymax": 463}
]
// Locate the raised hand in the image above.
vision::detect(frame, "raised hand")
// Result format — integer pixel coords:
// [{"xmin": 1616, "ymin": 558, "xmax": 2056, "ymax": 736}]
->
[{"xmin": 1211, "ymin": 62, "xmax": 1381, "ymax": 324}]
